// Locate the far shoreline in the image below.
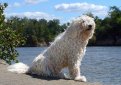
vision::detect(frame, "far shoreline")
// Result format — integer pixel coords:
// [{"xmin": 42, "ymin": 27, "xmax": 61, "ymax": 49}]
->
[{"xmin": 17, "ymin": 45, "xmax": 121, "ymax": 48}]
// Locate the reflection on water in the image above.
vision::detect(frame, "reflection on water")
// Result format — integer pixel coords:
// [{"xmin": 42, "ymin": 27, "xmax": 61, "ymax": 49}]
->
[{"xmin": 16, "ymin": 47, "xmax": 121, "ymax": 85}]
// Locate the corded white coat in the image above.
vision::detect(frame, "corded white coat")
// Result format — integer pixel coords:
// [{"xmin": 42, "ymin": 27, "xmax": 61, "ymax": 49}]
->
[{"xmin": 8, "ymin": 15, "xmax": 95, "ymax": 82}]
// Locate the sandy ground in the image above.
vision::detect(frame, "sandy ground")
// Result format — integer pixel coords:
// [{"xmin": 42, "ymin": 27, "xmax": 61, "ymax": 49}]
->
[{"xmin": 0, "ymin": 61, "xmax": 101, "ymax": 85}]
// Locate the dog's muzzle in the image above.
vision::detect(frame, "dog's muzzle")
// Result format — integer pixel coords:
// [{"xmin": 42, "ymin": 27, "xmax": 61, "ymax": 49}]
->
[{"xmin": 87, "ymin": 25, "xmax": 92, "ymax": 30}]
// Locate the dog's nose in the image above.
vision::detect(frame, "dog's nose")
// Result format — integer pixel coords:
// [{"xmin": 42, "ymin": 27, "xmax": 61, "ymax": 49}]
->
[{"xmin": 88, "ymin": 25, "xmax": 92, "ymax": 28}]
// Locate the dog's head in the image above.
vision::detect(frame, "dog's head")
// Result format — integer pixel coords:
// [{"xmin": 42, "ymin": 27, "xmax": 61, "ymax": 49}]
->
[
  {"xmin": 80, "ymin": 15, "xmax": 95, "ymax": 31},
  {"xmin": 74, "ymin": 15, "xmax": 95, "ymax": 32},
  {"xmin": 68, "ymin": 15, "xmax": 96, "ymax": 39}
]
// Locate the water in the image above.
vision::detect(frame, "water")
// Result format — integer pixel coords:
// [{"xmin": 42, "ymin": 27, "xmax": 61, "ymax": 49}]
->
[{"xmin": 16, "ymin": 47, "xmax": 121, "ymax": 85}]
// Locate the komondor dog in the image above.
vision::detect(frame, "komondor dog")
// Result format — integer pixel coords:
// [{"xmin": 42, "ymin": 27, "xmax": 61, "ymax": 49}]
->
[{"xmin": 8, "ymin": 15, "xmax": 95, "ymax": 82}]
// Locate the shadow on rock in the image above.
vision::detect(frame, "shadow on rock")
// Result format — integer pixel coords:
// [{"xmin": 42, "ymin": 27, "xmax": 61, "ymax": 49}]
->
[{"xmin": 26, "ymin": 73, "xmax": 65, "ymax": 81}]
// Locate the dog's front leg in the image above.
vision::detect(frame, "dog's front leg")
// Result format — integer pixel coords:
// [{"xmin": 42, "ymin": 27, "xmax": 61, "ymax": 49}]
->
[{"xmin": 68, "ymin": 59, "xmax": 86, "ymax": 82}]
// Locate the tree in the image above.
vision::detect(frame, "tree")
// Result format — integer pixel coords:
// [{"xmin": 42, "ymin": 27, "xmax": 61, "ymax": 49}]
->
[
  {"xmin": 83, "ymin": 12, "xmax": 94, "ymax": 18},
  {"xmin": 107, "ymin": 6, "xmax": 121, "ymax": 45},
  {"xmin": 0, "ymin": 3, "xmax": 25, "ymax": 64}
]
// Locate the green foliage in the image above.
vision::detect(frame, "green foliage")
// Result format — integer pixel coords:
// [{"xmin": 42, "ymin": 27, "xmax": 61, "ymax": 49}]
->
[
  {"xmin": 7, "ymin": 16, "xmax": 68, "ymax": 46},
  {"xmin": 0, "ymin": 3, "xmax": 25, "ymax": 64},
  {"xmin": 94, "ymin": 6, "xmax": 121, "ymax": 45},
  {"xmin": 83, "ymin": 12, "xmax": 94, "ymax": 18}
]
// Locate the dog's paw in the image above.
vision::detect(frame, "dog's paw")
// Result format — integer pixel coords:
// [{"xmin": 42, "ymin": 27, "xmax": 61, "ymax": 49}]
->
[{"xmin": 74, "ymin": 76, "xmax": 87, "ymax": 82}]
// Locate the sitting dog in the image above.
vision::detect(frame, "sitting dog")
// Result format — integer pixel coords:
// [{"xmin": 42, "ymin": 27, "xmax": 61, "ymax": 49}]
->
[{"xmin": 8, "ymin": 15, "xmax": 96, "ymax": 82}]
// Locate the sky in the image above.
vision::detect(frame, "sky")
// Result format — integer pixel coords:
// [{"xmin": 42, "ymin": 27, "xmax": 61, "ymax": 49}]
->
[{"xmin": 1, "ymin": 0, "xmax": 121, "ymax": 23}]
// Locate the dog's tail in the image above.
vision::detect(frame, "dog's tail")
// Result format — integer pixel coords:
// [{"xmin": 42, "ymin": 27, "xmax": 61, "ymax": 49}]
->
[{"xmin": 7, "ymin": 62, "xmax": 29, "ymax": 74}]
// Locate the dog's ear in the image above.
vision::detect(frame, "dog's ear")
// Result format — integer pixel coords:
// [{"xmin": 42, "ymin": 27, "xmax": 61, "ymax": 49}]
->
[{"xmin": 78, "ymin": 20, "xmax": 86, "ymax": 31}]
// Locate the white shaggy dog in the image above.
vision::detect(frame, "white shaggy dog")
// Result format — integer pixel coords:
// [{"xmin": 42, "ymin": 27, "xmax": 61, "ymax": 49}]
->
[{"xmin": 8, "ymin": 15, "xmax": 95, "ymax": 82}]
